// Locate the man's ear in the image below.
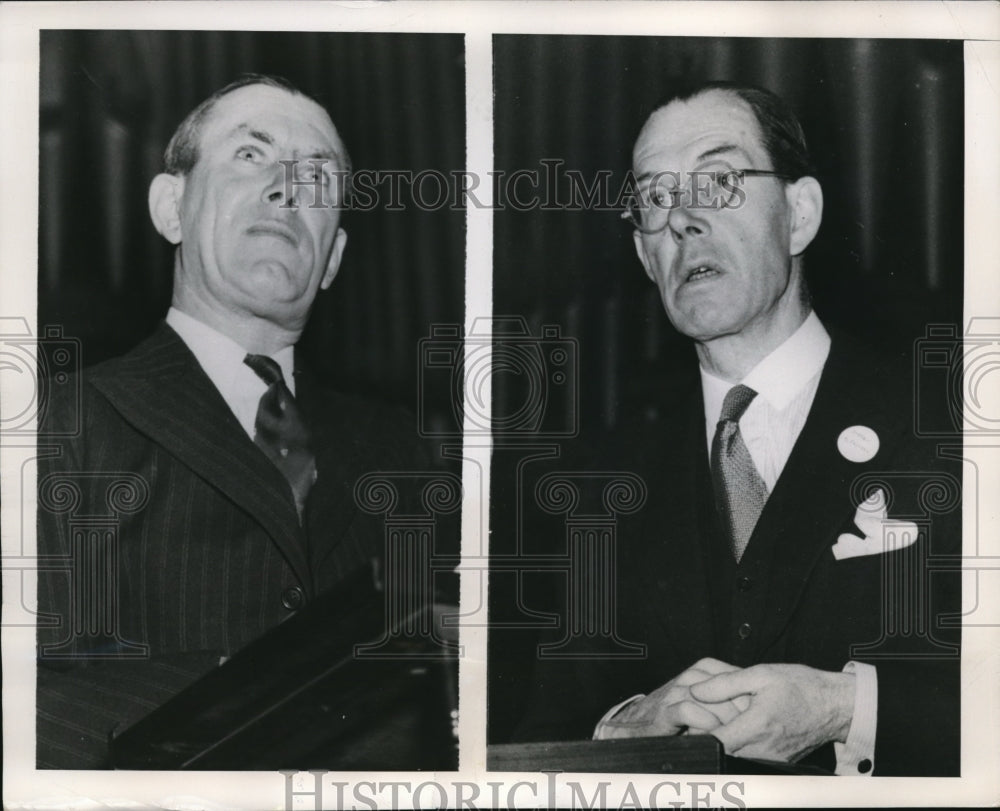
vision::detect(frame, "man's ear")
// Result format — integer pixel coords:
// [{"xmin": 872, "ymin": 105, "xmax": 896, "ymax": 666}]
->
[
  {"xmin": 786, "ymin": 176, "xmax": 823, "ymax": 257},
  {"xmin": 633, "ymin": 229, "xmax": 656, "ymax": 283},
  {"xmin": 320, "ymin": 227, "xmax": 348, "ymax": 290},
  {"xmin": 148, "ymin": 173, "xmax": 185, "ymax": 245}
]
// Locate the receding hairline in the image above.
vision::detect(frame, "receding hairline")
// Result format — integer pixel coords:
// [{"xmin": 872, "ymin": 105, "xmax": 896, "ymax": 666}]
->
[
  {"xmin": 636, "ymin": 88, "xmax": 766, "ymax": 157},
  {"xmin": 635, "ymin": 81, "xmax": 815, "ymax": 183},
  {"xmin": 162, "ymin": 75, "xmax": 352, "ymax": 180},
  {"xmin": 200, "ymin": 84, "xmax": 347, "ymax": 164}
]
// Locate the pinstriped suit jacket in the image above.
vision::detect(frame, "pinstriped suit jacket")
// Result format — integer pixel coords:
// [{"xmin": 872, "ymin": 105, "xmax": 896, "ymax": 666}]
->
[{"xmin": 36, "ymin": 322, "xmax": 423, "ymax": 768}]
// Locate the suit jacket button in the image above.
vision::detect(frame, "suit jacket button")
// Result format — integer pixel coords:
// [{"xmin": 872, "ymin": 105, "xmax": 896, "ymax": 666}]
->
[
  {"xmin": 281, "ymin": 585, "xmax": 305, "ymax": 611},
  {"xmin": 858, "ymin": 758, "xmax": 873, "ymax": 774},
  {"xmin": 737, "ymin": 622, "xmax": 752, "ymax": 640},
  {"xmin": 738, "ymin": 577, "xmax": 753, "ymax": 592}
]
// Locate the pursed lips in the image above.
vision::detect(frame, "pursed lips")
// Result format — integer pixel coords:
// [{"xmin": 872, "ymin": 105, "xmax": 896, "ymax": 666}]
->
[{"xmin": 246, "ymin": 220, "xmax": 299, "ymax": 247}]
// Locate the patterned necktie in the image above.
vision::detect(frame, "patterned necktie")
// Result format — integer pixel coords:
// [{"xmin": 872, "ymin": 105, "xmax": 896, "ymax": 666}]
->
[
  {"xmin": 243, "ymin": 354, "xmax": 317, "ymax": 522},
  {"xmin": 711, "ymin": 384, "xmax": 769, "ymax": 562}
]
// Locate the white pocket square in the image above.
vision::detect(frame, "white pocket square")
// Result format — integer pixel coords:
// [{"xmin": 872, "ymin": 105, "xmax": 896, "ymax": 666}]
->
[{"xmin": 831, "ymin": 488, "xmax": 919, "ymax": 561}]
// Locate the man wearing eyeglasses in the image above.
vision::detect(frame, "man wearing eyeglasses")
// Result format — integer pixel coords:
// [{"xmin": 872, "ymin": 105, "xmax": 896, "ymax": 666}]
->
[{"xmin": 520, "ymin": 82, "xmax": 960, "ymax": 777}]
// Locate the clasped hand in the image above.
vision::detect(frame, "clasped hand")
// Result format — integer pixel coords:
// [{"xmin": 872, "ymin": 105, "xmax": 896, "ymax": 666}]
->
[{"xmin": 596, "ymin": 658, "xmax": 854, "ymax": 763}]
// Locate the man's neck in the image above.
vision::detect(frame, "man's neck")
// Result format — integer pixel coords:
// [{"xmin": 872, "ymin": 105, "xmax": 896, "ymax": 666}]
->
[
  {"xmin": 170, "ymin": 296, "xmax": 300, "ymax": 356},
  {"xmin": 695, "ymin": 305, "xmax": 812, "ymax": 383}
]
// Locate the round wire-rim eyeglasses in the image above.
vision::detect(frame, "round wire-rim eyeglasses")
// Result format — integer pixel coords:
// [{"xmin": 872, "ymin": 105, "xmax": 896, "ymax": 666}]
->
[{"xmin": 621, "ymin": 169, "xmax": 798, "ymax": 234}]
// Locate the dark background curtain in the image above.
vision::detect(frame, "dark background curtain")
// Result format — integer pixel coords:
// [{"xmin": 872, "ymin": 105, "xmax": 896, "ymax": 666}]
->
[
  {"xmin": 489, "ymin": 36, "xmax": 965, "ymax": 744},
  {"xmin": 38, "ymin": 30, "xmax": 465, "ymax": 432}
]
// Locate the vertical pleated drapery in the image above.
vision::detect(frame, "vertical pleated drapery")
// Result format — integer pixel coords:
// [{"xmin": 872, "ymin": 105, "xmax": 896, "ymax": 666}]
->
[
  {"xmin": 39, "ymin": 31, "xmax": 465, "ymax": 421},
  {"xmin": 488, "ymin": 35, "xmax": 965, "ymax": 747},
  {"xmin": 39, "ymin": 32, "xmax": 965, "ymax": 439},
  {"xmin": 493, "ymin": 36, "xmax": 964, "ymax": 437}
]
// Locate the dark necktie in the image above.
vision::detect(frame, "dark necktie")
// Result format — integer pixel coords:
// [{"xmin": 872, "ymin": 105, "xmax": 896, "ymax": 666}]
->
[
  {"xmin": 711, "ymin": 384, "xmax": 769, "ymax": 562},
  {"xmin": 243, "ymin": 353, "xmax": 316, "ymax": 522}
]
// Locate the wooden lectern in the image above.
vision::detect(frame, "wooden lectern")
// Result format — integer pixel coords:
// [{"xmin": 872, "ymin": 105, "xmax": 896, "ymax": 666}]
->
[
  {"xmin": 488, "ymin": 736, "xmax": 722, "ymax": 773},
  {"xmin": 109, "ymin": 568, "xmax": 458, "ymax": 770},
  {"xmin": 487, "ymin": 738, "xmax": 831, "ymax": 775}
]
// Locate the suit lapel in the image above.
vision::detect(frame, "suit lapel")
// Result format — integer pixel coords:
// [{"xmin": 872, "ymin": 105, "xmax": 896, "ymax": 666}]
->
[
  {"xmin": 89, "ymin": 323, "xmax": 313, "ymax": 591},
  {"xmin": 752, "ymin": 336, "xmax": 907, "ymax": 650},
  {"xmin": 630, "ymin": 336, "xmax": 908, "ymax": 662}
]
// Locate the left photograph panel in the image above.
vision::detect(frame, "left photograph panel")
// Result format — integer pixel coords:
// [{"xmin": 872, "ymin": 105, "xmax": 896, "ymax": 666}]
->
[{"xmin": 34, "ymin": 29, "xmax": 465, "ymax": 771}]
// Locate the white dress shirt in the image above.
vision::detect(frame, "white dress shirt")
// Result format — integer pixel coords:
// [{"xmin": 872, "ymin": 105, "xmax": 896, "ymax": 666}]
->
[
  {"xmin": 700, "ymin": 310, "xmax": 829, "ymax": 490},
  {"xmin": 166, "ymin": 307, "xmax": 296, "ymax": 440},
  {"xmin": 596, "ymin": 311, "xmax": 878, "ymax": 775}
]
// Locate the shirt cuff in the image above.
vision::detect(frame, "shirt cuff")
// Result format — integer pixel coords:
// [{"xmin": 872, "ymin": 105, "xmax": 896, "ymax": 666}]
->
[
  {"xmin": 834, "ymin": 661, "xmax": 878, "ymax": 776},
  {"xmin": 593, "ymin": 694, "xmax": 645, "ymax": 740}
]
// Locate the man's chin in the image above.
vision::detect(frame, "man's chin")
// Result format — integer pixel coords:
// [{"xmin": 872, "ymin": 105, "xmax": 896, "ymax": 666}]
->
[
  {"xmin": 665, "ymin": 304, "xmax": 738, "ymax": 344},
  {"xmin": 235, "ymin": 279, "xmax": 313, "ymax": 324},
  {"xmin": 241, "ymin": 262, "xmax": 308, "ymax": 298}
]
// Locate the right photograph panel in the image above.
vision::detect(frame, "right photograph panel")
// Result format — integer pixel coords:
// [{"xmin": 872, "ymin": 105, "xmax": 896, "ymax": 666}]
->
[{"xmin": 488, "ymin": 35, "xmax": 964, "ymax": 778}]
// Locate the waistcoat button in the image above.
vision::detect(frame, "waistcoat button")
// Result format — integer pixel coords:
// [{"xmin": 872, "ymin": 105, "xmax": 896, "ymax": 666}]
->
[{"xmin": 281, "ymin": 585, "xmax": 305, "ymax": 611}]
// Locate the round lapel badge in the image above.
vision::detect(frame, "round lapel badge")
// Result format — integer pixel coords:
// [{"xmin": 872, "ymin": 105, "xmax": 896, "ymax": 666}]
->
[{"xmin": 838, "ymin": 425, "xmax": 880, "ymax": 463}]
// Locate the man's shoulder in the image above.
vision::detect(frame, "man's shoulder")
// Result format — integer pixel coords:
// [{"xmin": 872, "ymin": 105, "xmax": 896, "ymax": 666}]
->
[
  {"xmin": 40, "ymin": 323, "xmax": 185, "ymax": 429},
  {"xmin": 819, "ymin": 325, "xmax": 958, "ymax": 480},
  {"xmin": 822, "ymin": 325, "xmax": 918, "ymax": 413},
  {"xmin": 85, "ymin": 322, "xmax": 188, "ymax": 382},
  {"xmin": 56, "ymin": 322, "xmax": 186, "ymax": 396}
]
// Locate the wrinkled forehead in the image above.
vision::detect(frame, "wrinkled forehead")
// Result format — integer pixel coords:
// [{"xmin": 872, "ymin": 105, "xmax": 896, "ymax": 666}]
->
[
  {"xmin": 200, "ymin": 83, "xmax": 346, "ymax": 166},
  {"xmin": 632, "ymin": 90, "xmax": 767, "ymax": 173}
]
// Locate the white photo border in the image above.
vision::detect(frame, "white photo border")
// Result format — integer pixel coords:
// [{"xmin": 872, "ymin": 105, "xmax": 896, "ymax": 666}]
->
[{"xmin": 1, "ymin": 2, "xmax": 998, "ymax": 808}]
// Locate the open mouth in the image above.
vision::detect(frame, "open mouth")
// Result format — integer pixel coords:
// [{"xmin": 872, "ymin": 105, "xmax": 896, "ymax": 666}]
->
[
  {"xmin": 684, "ymin": 264, "xmax": 721, "ymax": 283},
  {"xmin": 246, "ymin": 221, "xmax": 298, "ymax": 246}
]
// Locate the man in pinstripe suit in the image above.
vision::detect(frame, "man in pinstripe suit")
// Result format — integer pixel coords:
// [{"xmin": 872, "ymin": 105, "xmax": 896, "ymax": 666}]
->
[{"xmin": 36, "ymin": 75, "xmax": 420, "ymax": 768}]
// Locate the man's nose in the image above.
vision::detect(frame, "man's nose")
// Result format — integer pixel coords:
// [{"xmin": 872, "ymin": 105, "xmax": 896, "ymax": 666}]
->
[
  {"xmin": 665, "ymin": 192, "xmax": 709, "ymax": 243},
  {"xmin": 261, "ymin": 162, "xmax": 298, "ymax": 208}
]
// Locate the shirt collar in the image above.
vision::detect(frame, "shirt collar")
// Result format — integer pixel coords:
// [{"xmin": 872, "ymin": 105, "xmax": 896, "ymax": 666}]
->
[
  {"xmin": 166, "ymin": 307, "xmax": 296, "ymax": 396},
  {"xmin": 700, "ymin": 310, "xmax": 830, "ymax": 416}
]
